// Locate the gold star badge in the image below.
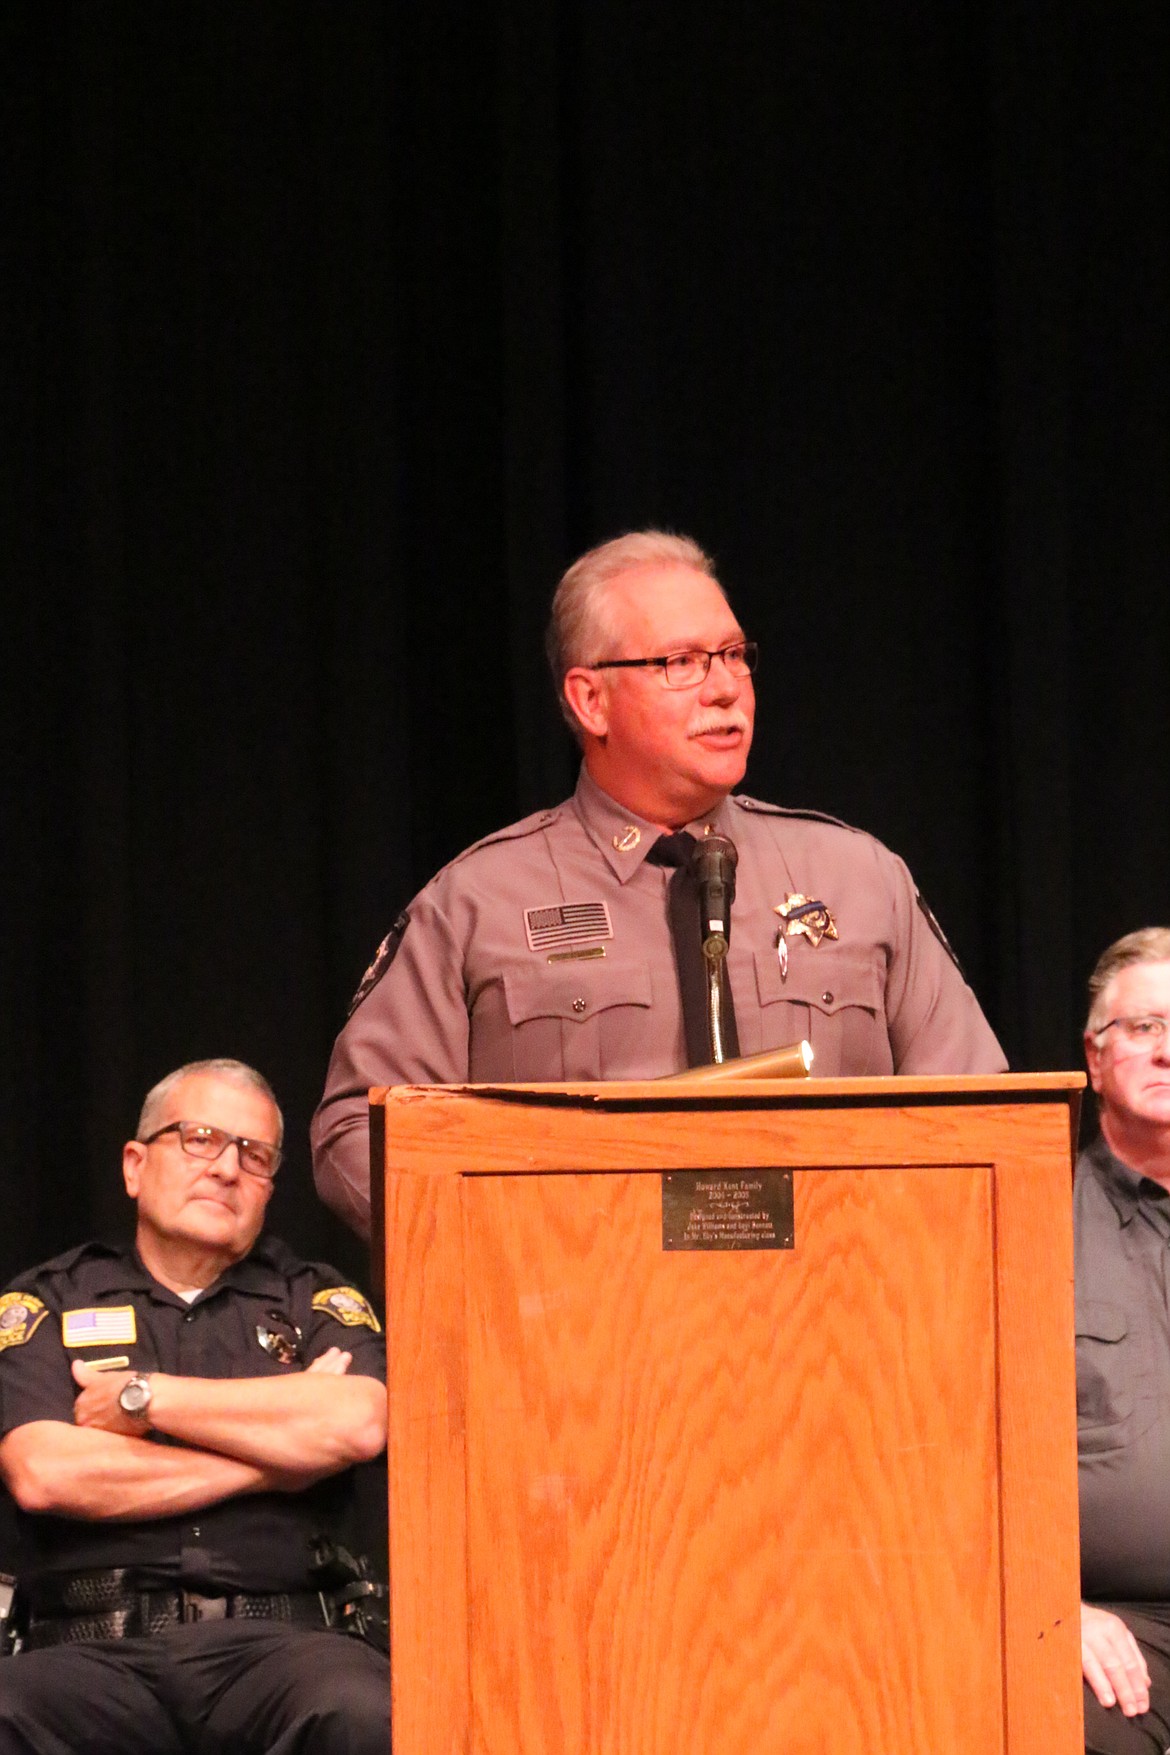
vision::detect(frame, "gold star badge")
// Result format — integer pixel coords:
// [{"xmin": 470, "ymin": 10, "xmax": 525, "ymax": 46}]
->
[
  {"xmin": 774, "ymin": 894, "xmax": 838, "ymax": 947},
  {"xmin": 773, "ymin": 894, "xmax": 837, "ymax": 981}
]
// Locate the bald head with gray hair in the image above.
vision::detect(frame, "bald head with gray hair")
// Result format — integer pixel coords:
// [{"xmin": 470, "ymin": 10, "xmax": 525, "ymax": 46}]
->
[
  {"xmin": 137, "ymin": 1058, "xmax": 284, "ymax": 1145},
  {"xmin": 1086, "ymin": 928, "xmax": 1170, "ymax": 1033},
  {"xmin": 545, "ymin": 529, "xmax": 723, "ymax": 736}
]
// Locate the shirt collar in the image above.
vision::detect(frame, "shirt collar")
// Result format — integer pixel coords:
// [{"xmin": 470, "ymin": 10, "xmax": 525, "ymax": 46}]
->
[
  {"xmin": 78, "ymin": 1236, "xmax": 289, "ymax": 1305},
  {"xmin": 1087, "ymin": 1133, "xmax": 1170, "ymax": 1231},
  {"xmin": 571, "ymin": 765, "xmax": 732, "ymax": 882}
]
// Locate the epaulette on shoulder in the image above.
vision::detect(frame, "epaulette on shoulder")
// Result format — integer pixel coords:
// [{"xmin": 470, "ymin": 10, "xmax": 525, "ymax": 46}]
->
[
  {"xmin": 253, "ymin": 1235, "xmax": 360, "ymax": 1292},
  {"xmin": 5, "ymin": 1239, "xmax": 116, "ymax": 1291},
  {"xmin": 448, "ymin": 804, "xmax": 565, "ymax": 866},
  {"xmin": 250, "ymin": 1233, "xmax": 304, "ymax": 1276},
  {"xmin": 732, "ymin": 795, "xmax": 861, "ymax": 834}
]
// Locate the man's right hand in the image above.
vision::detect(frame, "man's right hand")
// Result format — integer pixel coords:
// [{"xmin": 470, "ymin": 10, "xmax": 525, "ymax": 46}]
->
[{"xmin": 1082, "ymin": 1602, "xmax": 1151, "ymax": 1716}]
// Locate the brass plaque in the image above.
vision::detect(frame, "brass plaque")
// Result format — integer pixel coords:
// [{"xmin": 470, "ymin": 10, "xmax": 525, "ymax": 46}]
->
[{"xmin": 662, "ymin": 1169, "xmax": 794, "ymax": 1252}]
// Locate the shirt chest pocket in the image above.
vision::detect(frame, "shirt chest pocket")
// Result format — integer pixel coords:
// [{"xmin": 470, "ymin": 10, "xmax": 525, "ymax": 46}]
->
[
  {"xmin": 1076, "ymin": 1300, "xmax": 1133, "ymax": 1452},
  {"xmin": 472, "ymin": 962, "xmax": 654, "ymax": 1081},
  {"xmin": 751, "ymin": 942, "xmax": 891, "ymax": 1075}
]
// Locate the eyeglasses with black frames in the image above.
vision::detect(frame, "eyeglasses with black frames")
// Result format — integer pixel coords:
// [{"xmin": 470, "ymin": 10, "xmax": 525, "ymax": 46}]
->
[
  {"xmin": 1093, "ymin": 1015, "xmax": 1170, "ymax": 1055},
  {"xmin": 141, "ymin": 1120, "xmax": 282, "ymax": 1181},
  {"xmin": 587, "ymin": 639, "xmax": 759, "ymax": 691}
]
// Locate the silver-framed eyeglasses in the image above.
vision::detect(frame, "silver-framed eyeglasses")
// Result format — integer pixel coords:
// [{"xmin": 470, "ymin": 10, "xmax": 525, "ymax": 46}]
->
[
  {"xmin": 1093, "ymin": 1015, "xmax": 1170, "ymax": 1054},
  {"xmin": 142, "ymin": 1120, "xmax": 282, "ymax": 1181},
  {"xmin": 588, "ymin": 639, "xmax": 758, "ymax": 690}
]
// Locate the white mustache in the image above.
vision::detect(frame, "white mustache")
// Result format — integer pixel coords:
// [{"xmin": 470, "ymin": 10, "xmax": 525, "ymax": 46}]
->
[{"xmin": 688, "ymin": 710, "xmax": 750, "ymax": 739}]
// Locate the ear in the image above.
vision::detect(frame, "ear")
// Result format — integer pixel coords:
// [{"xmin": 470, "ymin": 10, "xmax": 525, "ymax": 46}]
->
[
  {"xmin": 123, "ymin": 1139, "xmax": 146, "ymax": 1200},
  {"xmin": 1084, "ymin": 1031, "xmax": 1103, "ymax": 1094},
  {"xmin": 562, "ymin": 667, "xmax": 610, "ymax": 740}
]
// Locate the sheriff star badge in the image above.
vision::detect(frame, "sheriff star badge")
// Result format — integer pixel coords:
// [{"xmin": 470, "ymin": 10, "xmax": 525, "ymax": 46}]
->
[{"xmin": 774, "ymin": 894, "xmax": 838, "ymax": 981}]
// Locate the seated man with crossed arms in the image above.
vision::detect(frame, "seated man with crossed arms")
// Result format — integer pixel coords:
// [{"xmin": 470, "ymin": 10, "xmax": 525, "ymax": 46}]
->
[{"xmin": 0, "ymin": 1058, "xmax": 389, "ymax": 1755}]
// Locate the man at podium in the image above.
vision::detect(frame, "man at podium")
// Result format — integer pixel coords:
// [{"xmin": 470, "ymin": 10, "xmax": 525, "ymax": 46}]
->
[
  {"xmin": 313, "ymin": 529, "xmax": 1006, "ymax": 1238},
  {"xmin": 1077, "ymin": 928, "xmax": 1170, "ymax": 1754}
]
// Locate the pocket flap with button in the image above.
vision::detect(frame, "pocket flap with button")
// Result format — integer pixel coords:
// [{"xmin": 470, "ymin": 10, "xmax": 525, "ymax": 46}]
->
[
  {"xmin": 503, "ymin": 961, "xmax": 654, "ymax": 1026},
  {"xmin": 1076, "ymin": 1299, "xmax": 1132, "ymax": 1442},
  {"xmin": 754, "ymin": 942, "xmax": 884, "ymax": 1014}
]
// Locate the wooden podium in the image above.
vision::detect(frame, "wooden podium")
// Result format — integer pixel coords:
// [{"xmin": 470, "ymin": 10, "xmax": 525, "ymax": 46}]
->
[{"xmin": 374, "ymin": 1073, "xmax": 1084, "ymax": 1755}]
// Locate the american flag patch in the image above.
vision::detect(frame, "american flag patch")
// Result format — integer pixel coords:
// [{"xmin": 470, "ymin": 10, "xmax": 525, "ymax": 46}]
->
[
  {"xmin": 524, "ymin": 900, "xmax": 613, "ymax": 953},
  {"xmin": 62, "ymin": 1305, "xmax": 138, "ymax": 1348}
]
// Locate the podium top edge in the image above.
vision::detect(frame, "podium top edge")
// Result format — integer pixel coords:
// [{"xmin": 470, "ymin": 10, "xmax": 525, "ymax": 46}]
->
[{"xmin": 371, "ymin": 1071, "xmax": 1086, "ymax": 1109}]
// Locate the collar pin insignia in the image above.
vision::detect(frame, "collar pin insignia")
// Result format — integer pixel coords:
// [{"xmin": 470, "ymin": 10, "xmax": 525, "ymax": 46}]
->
[{"xmin": 613, "ymin": 825, "xmax": 641, "ymax": 853}]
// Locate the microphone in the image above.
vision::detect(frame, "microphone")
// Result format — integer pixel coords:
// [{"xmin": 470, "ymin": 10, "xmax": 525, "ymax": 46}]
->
[{"xmin": 689, "ymin": 834, "xmax": 738, "ymax": 959}]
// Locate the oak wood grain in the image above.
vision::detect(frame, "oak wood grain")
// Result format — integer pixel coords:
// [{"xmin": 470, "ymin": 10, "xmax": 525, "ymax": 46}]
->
[
  {"xmin": 384, "ymin": 1167, "xmax": 469, "ymax": 1753},
  {"xmin": 463, "ymin": 1165, "xmax": 1001, "ymax": 1754}
]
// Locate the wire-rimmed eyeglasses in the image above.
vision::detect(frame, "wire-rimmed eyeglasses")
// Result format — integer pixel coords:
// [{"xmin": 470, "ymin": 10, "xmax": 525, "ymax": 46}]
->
[
  {"xmin": 588, "ymin": 639, "xmax": 758, "ymax": 690},
  {"xmin": 1092, "ymin": 1015, "xmax": 1170, "ymax": 1055}
]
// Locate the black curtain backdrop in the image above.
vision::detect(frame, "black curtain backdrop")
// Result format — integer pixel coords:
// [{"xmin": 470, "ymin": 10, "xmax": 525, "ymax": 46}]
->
[{"xmin": 2, "ymin": 2, "xmax": 1168, "ymax": 1291}]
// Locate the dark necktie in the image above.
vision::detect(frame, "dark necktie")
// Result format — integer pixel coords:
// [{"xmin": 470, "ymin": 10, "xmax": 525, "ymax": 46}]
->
[{"xmin": 647, "ymin": 832, "xmax": 741, "ymax": 1067}]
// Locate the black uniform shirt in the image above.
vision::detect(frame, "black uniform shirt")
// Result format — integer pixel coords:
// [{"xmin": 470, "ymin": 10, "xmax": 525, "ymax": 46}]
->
[
  {"xmin": 1076, "ymin": 1136, "xmax": 1170, "ymax": 1600},
  {"xmin": 0, "ymin": 1236, "xmax": 385, "ymax": 1601}
]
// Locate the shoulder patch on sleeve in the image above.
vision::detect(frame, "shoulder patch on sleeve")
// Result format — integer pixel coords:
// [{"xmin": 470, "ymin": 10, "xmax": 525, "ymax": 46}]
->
[
  {"xmin": 732, "ymin": 795, "xmax": 857, "ymax": 833},
  {"xmin": 312, "ymin": 1287, "xmax": 382, "ymax": 1333},
  {"xmin": 348, "ymin": 911, "xmax": 411, "ymax": 1017},
  {"xmin": 0, "ymin": 1291, "xmax": 48, "ymax": 1350},
  {"xmin": 916, "ymin": 890, "xmax": 966, "ymax": 977}
]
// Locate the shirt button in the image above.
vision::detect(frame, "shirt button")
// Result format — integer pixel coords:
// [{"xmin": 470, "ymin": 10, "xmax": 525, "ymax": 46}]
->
[
  {"xmin": 191, "ymin": 1526, "xmax": 201, "ymax": 1538},
  {"xmin": 572, "ymin": 997, "xmax": 586, "ymax": 1014},
  {"xmin": 821, "ymin": 991, "xmax": 834, "ymax": 1004},
  {"xmin": 184, "ymin": 1312, "xmax": 195, "ymax": 1323}
]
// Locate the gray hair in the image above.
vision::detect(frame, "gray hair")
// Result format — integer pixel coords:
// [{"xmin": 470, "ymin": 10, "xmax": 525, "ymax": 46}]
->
[
  {"xmin": 137, "ymin": 1058, "xmax": 284, "ymax": 1144},
  {"xmin": 545, "ymin": 529, "xmax": 722, "ymax": 734},
  {"xmin": 1086, "ymin": 928, "xmax": 1170, "ymax": 1032}
]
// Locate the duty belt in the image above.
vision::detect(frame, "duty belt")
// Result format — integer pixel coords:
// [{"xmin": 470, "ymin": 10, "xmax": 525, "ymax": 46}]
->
[{"xmin": 23, "ymin": 1569, "xmax": 328, "ymax": 1650}]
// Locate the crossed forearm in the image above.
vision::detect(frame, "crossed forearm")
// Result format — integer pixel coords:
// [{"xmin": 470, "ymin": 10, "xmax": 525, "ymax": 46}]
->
[
  {"xmin": 71, "ymin": 1351, "xmax": 386, "ymax": 1476},
  {"xmin": 0, "ymin": 1352, "xmax": 387, "ymax": 1523},
  {"xmin": 0, "ymin": 1421, "xmax": 283, "ymax": 1520},
  {"xmin": 141, "ymin": 1367, "xmax": 387, "ymax": 1472}
]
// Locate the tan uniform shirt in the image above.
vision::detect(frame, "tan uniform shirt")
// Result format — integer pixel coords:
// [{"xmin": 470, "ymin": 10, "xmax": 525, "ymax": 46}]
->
[{"xmin": 312, "ymin": 768, "xmax": 1006, "ymax": 1234}]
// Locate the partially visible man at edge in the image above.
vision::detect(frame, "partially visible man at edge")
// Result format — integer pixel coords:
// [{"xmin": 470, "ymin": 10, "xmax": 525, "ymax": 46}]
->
[
  {"xmin": 312, "ymin": 528, "xmax": 1006, "ymax": 1238},
  {"xmin": 1077, "ymin": 928, "xmax": 1170, "ymax": 1754},
  {"xmin": 0, "ymin": 1058, "xmax": 389, "ymax": 1755}
]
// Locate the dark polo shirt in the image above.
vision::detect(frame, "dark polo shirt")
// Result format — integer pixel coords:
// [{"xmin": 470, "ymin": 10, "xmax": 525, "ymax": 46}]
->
[{"xmin": 1077, "ymin": 1136, "xmax": 1170, "ymax": 1601}]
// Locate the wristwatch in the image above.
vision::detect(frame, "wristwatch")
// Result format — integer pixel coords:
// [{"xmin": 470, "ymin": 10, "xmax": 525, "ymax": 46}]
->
[{"xmin": 118, "ymin": 1373, "xmax": 153, "ymax": 1420}]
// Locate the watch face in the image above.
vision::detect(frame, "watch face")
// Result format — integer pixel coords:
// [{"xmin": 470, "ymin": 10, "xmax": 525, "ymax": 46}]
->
[{"xmin": 119, "ymin": 1376, "xmax": 151, "ymax": 1415}]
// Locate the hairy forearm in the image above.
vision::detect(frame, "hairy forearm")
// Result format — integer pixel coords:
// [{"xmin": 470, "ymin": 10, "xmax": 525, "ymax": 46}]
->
[
  {"xmin": 0, "ymin": 1422, "xmax": 278, "ymax": 1521},
  {"xmin": 145, "ymin": 1372, "xmax": 387, "ymax": 1474}
]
